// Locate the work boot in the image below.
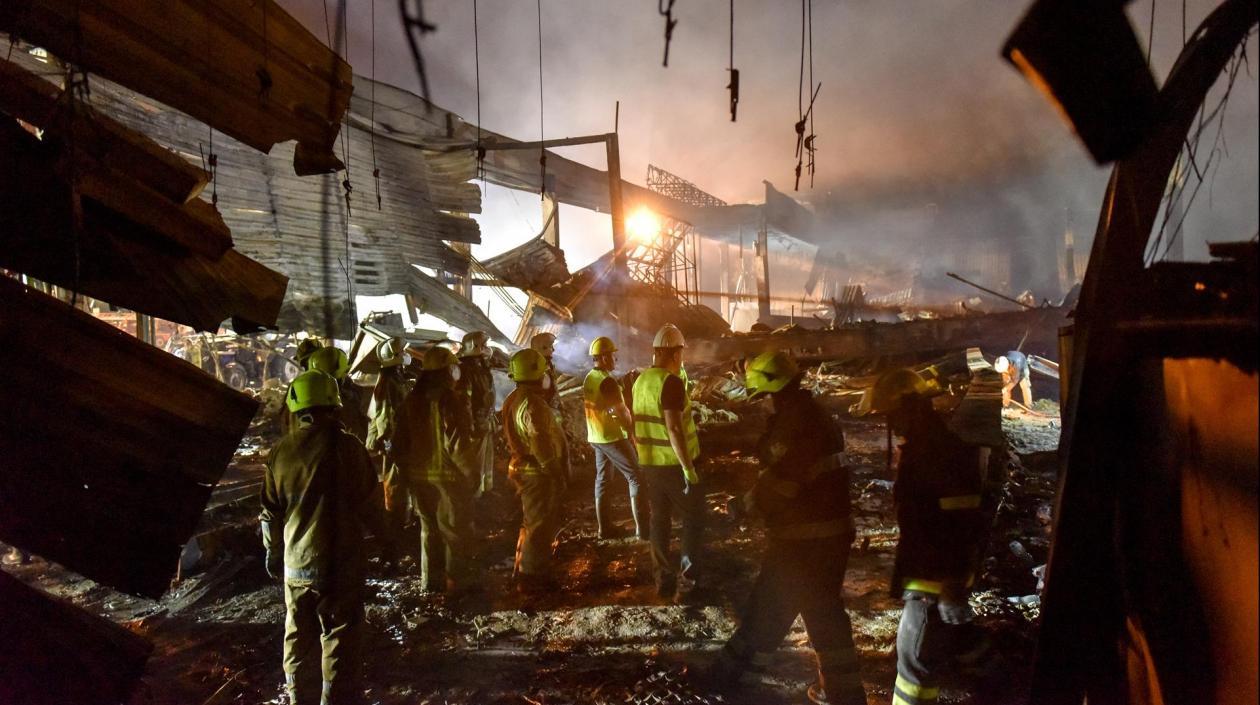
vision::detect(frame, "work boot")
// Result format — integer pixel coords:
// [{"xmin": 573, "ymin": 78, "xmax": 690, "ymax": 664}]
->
[
  {"xmin": 595, "ymin": 495, "xmax": 624, "ymax": 539},
  {"xmin": 809, "ymin": 649, "xmax": 867, "ymax": 705},
  {"xmin": 630, "ymin": 493, "xmax": 648, "ymax": 541}
]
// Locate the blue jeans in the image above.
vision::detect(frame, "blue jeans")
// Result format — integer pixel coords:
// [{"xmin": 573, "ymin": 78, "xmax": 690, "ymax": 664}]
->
[{"xmin": 592, "ymin": 439, "xmax": 644, "ymax": 538}]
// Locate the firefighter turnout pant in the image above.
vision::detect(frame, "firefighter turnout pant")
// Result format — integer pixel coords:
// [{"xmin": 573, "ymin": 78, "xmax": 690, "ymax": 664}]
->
[
  {"xmin": 644, "ymin": 466, "xmax": 704, "ymax": 595},
  {"xmin": 379, "ymin": 458, "xmax": 410, "ymax": 563},
  {"xmin": 720, "ymin": 535, "xmax": 866, "ymax": 705},
  {"xmin": 283, "ymin": 581, "xmax": 363, "ymax": 705},
  {"xmin": 894, "ymin": 590, "xmax": 959, "ymax": 705},
  {"xmin": 512, "ymin": 472, "xmax": 565, "ymax": 576},
  {"xmin": 410, "ymin": 478, "xmax": 475, "ymax": 591}
]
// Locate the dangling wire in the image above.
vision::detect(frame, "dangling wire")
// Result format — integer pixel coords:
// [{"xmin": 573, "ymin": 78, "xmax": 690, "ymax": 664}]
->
[
  {"xmin": 726, "ymin": 0, "xmax": 738, "ymax": 121},
  {"xmin": 793, "ymin": 0, "xmax": 819, "ymax": 191},
  {"xmin": 400, "ymin": 0, "xmax": 438, "ymax": 112},
  {"xmin": 805, "ymin": 0, "xmax": 817, "ymax": 187},
  {"xmin": 659, "ymin": 0, "xmax": 678, "ymax": 67},
  {"xmin": 208, "ymin": 126, "xmax": 219, "ymax": 207},
  {"xmin": 473, "ymin": 0, "xmax": 485, "ymax": 182},
  {"xmin": 371, "ymin": 0, "xmax": 383, "ymax": 209},
  {"xmin": 537, "ymin": 0, "xmax": 546, "ymax": 198}
]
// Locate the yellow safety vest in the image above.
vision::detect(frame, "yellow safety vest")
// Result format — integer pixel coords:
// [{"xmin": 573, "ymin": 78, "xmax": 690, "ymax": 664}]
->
[
  {"xmin": 583, "ymin": 369, "xmax": 627, "ymax": 444},
  {"xmin": 631, "ymin": 367, "xmax": 700, "ymax": 467}
]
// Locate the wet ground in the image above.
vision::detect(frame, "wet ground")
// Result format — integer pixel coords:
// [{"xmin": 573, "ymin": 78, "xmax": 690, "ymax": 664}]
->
[{"xmin": 4, "ymin": 399, "xmax": 1060, "ymax": 705}]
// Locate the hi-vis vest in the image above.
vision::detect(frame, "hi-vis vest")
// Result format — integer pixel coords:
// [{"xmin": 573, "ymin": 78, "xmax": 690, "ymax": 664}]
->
[
  {"xmin": 631, "ymin": 367, "xmax": 700, "ymax": 467},
  {"xmin": 583, "ymin": 369, "xmax": 627, "ymax": 444}
]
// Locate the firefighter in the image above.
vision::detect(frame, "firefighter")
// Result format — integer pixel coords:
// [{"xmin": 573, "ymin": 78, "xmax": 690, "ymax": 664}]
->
[
  {"xmin": 706, "ymin": 351, "xmax": 867, "ymax": 705},
  {"xmin": 583, "ymin": 336, "xmax": 645, "ymax": 540},
  {"xmin": 862, "ymin": 368, "xmax": 992, "ymax": 705},
  {"xmin": 501, "ymin": 348, "xmax": 569, "ymax": 591},
  {"xmin": 308, "ymin": 345, "xmax": 368, "ymax": 443},
  {"xmin": 631, "ymin": 323, "xmax": 704, "ymax": 602},
  {"xmin": 994, "ymin": 352, "xmax": 1033, "ymax": 409},
  {"xmin": 393, "ymin": 346, "xmax": 475, "ymax": 593},
  {"xmin": 295, "ymin": 338, "xmax": 322, "ymax": 370},
  {"xmin": 529, "ymin": 331, "xmax": 560, "ymax": 408},
  {"xmin": 455, "ymin": 331, "xmax": 497, "ymax": 498},
  {"xmin": 365, "ymin": 337, "xmax": 412, "ymax": 571},
  {"xmin": 261, "ymin": 370, "xmax": 377, "ymax": 705}
]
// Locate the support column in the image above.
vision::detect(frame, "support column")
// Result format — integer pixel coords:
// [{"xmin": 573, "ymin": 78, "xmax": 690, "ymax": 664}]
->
[
  {"xmin": 606, "ymin": 133, "xmax": 627, "ymax": 342},
  {"xmin": 541, "ymin": 174, "xmax": 560, "ymax": 248},
  {"xmin": 719, "ymin": 242, "xmax": 731, "ymax": 323},
  {"xmin": 755, "ymin": 219, "xmax": 771, "ymax": 324}
]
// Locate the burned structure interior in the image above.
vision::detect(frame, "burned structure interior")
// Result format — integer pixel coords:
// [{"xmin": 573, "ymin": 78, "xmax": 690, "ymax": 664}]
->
[{"xmin": 0, "ymin": 1, "xmax": 1255, "ymax": 705}]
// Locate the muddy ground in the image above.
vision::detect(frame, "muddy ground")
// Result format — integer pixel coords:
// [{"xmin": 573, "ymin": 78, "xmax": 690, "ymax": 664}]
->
[{"xmin": 5, "ymin": 398, "xmax": 1059, "ymax": 705}]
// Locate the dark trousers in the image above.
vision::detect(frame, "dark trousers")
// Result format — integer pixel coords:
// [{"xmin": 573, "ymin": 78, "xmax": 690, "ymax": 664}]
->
[
  {"xmin": 723, "ymin": 535, "xmax": 865, "ymax": 704},
  {"xmin": 410, "ymin": 479, "xmax": 474, "ymax": 590},
  {"xmin": 512, "ymin": 472, "xmax": 565, "ymax": 576},
  {"xmin": 643, "ymin": 466, "xmax": 704, "ymax": 590},
  {"xmin": 593, "ymin": 439, "xmax": 644, "ymax": 535},
  {"xmin": 894, "ymin": 592, "xmax": 953, "ymax": 704},
  {"xmin": 283, "ymin": 581, "xmax": 363, "ymax": 705}
]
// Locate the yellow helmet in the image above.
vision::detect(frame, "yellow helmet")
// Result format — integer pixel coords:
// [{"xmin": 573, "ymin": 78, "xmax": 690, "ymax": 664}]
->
[
  {"xmin": 589, "ymin": 336, "xmax": 617, "ymax": 357},
  {"xmin": 377, "ymin": 337, "xmax": 409, "ymax": 369},
  {"xmin": 653, "ymin": 324, "xmax": 686, "ymax": 349},
  {"xmin": 422, "ymin": 346, "xmax": 458, "ymax": 371},
  {"xmin": 307, "ymin": 346, "xmax": 350, "ymax": 380},
  {"xmin": 853, "ymin": 368, "xmax": 932, "ymax": 416},
  {"xmin": 509, "ymin": 348, "xmax": 549, "ymax": 382},
  {"xmin": 744, "ymin": 350, "xmax": 799, "ymax": 396},
  {"xmin": 286, "ymin": 370, "xmax": 342, "ymax": 413},
  {"xmin": 295, "ymin": 338, "xmax": 322, "ymax": 369}
]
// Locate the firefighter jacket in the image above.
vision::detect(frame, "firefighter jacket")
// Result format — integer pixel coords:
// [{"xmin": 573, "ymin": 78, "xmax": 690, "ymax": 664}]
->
[
  {"xmin": 583, "ymin": 368, "xmax": 629, "ymax": 444},
  {"xmin": 631, "ymin": 367, "xmax": 700, "ymax": 469},
  {"xmin": 261, "ymin": 416, "xmax": 377, "ymax": 587},
  {"xmin": 502, "ymin": 384, "xmax": 568, "ymax": 481},
  {"xmin": 392, "ymin": 372, "xmax": 469, "ymax": 486},
  {"xmin": 458, "ymin": 355, "xmax": 496, "ymax": 435},
  {"xmin": 365, "ymin": 369, "xmax": 410, "ymax": 456},
  {"xmin": 749, "ymin": 387, "xmax": 852, "ymax": 540},
  {"xmin": 338, "ymin": 379, "xmax": 369, "ymax": 442},
  {"xmin": 891, "ymin": 415, "xmax": 989, "ymax": 596}
]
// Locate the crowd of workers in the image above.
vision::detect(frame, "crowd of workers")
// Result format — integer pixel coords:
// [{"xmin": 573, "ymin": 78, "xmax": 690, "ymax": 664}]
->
[{"xmin": 261, "ymin": 324, "xmax": 998, "ymax": 705}]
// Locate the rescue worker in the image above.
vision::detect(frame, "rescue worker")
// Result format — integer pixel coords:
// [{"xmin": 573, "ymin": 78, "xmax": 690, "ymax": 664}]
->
[
  {"xmin": 261, "ymin": 370, "xmax": 376, "ymax": 705},
  {"xmin": 706, "ymin": 351, "xmax": 867, "ymax": 705},
  {"xmin": 295, "ymin": 338, "xmax": 322, "ymax": 370},
  {"xmin": 501, "ymin": 348, "xmax": 569, "ymax": 591},
  {"xmin": 994, "ymin": 351, "xmax": 1033, "ymax": 409},
  {"xmin": 455, "ymin": 331, "xmax": 497, "ymax": 497},
  {"xmin": 308, "ymin": 345, "xmax": 368, "ymax": 442},
  {"xmin": 631, "ymin": 323, "xmax": 703, "ymax": 602},
  {"xmin": 529, "ymin": 331, "xmax": 560, "ymax": 408},
  {"xmin": 365, "ymin": 337, "xmax": 412, "ymax": 570},
  {"xmin": 583, "ymin": 336, "xmax": 645, "ymax": 540},
  {"xmin": 863, "ymin": 368, "xmax": 991, "ymax": 705},
  {"xmin": 392, "ymin": 346, "xmax": 475, "ymax": 593}
]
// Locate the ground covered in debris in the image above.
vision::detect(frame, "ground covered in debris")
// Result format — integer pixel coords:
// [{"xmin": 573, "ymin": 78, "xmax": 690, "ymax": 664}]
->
[{"xmin": 4, "ymin": 394, "xmax": 1060, "ymax": 705}]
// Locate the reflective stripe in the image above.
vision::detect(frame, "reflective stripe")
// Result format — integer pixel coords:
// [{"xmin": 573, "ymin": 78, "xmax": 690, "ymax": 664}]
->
[
  {"xmin": 634, "ymin": 437, "xmax": 674, "ymax": 447},
  {"xmin": 631, "ymin": 367, "xmax": 700, "ymax": 467},
  {"xmin": 938, "ymin": 494, "xmax": 982, "ymax": 510},
  {"xmin": 768, "ymin": 518, "xmax": 851, "ymax": 540},
  {"xmin": 634, "ymin": 414, "xmax": 666, "ymax": 424},
  {"xmin": 903, "ymin": 578, "xmax": 944, "ymax": 595},
  {"xmin": 895, "ymin": 675, "xmax": 939, "ymax": 701}
]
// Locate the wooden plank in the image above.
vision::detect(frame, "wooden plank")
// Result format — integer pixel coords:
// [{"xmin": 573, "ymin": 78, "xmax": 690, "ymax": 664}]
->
[
  {"xmin": 0, "ymin": 0, "xmax": 352, "ymax": 174},
  {"xmin": 0, "ymin": 571, "xmax": 153, "ymax": 705},
  {"xmin": 0, "ymin": 56, "xmax": 209, "ymax": 204},
  {"xmin": 0, "ymin": 277, "xmax": 259, "ymax": 597}
]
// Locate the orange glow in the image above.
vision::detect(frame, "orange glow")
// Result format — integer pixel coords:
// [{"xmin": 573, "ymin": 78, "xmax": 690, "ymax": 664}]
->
[{"xmin": 626, "ymin": 208, "xmax": 660, "ymax": 243}]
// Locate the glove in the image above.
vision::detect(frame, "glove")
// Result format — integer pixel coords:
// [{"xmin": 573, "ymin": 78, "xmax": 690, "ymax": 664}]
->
[
  {"xmin": 260, "ymin": 519, "xmax": 282, "ymax": 580},
  {"xmin": 682, "ymin": 466, "xmax": 700, "ymax": 495},
  {"xmin": 938, "ymin": 599, "xmax": 975, "ymax": 625}
]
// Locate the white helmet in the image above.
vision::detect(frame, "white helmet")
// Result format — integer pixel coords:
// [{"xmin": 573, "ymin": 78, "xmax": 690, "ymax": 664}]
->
[
  {"xmin": 994, "ymin": 356, "xmax": 1010, "ymax": 374},
  {"xmin": 653, "ymin": 324, "xmax": 686, "ymax": 349},
  {"xmin": 377, "ymin": 337, "xmax": 411, "ymax": 368}
]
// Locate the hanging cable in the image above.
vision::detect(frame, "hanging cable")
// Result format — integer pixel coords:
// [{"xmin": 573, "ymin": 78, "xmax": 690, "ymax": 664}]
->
[
  {"xmin": 727, "ymin": 0, "xmax": 738, "ymax": 121},
  {"xmin": 659, "ymin": 0, "xmax": 678, "ymax": 67},
  {"xmin": 473, "ymin": 0, "xmax": 485, "ymax": 182},
  {"xmin": 806, "ymin": 0, "xmax": 817, "ymax": 187},
  {"xmin": 400, "ymin": 0, "xmax": 438, "ymax": 111},
  {"xmin": 537, "ymin": 0, "xmax": 546, "ymax": 198},
  {"xmin": 793, "ymin": 0, "xmax": 806, "ymax": 189},
  {"xmin": 793, "ymin": 0, "xmax": 819, "ymax": 191},
  {"xmin": 208, "ymin": 126, "xmax": 218, "ymax": 207},
  {"xmin": 371, "ymin": 0, "xmax": 382, "ymax": 209}
]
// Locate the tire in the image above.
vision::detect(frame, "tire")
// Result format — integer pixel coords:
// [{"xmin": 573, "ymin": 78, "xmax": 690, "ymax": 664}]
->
[{"xmin": 222, "ymin": 363, "xmax": 248, "ymax": 390}]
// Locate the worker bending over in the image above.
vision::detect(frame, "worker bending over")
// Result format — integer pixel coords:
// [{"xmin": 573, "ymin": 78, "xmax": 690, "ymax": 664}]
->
[
  {"xmin": 632, "ymin": 324, "xmax": 704, "ymax": 602},
  {"xmin": 706, "ymin": 351, "xmax": 867, "ymax": 705},
  {"xmin": 308, "ymin": 345, "xmax": 368, "ymax": 442},
  {"xmin": 502, "ymin": 348, "xmax": 570, "ymax": 592},
  {"xmin": 261, "ymin": 370, "xmax": 377, "ymax": 705},
  {"xmin": 584, "ymin": 336, "xmax": 645, "ymax": 540},
  {"xmin": 994, "ymin": 351, "xmax": 1033, "ymax": 409},
  {"xmin": 393, "ymin": 347, "xmax": 475, "ymax": 594},
  {"xmin": 365, "ymin": 337, "xmax": 412, "ymax": 571},
  {"xmin": 455, "ymin": 331, "xmax": 497, "ymax": 498},
  {"xmin": 864, "ymin": 369, "xmax": 992, "ymax": 705}
]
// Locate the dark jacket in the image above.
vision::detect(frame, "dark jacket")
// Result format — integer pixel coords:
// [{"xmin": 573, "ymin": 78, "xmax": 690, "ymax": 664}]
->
[
  {"xmin": 457, "ymin": 355, "xmax": 496, "ymax": 434},
  {"xmin": 891, "ymin": 414, "xmax": 989, "ymax": 595},
  {"xmin": 392, "ymin": 372, "xmax": 470, "ymax": 485},
  {"xmin": 750, "ymin": 387, "xmax": 852, "ymax": 539}
]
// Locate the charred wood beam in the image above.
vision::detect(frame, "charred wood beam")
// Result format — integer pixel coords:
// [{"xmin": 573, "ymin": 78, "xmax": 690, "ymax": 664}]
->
[
  {"xmin": 0, "ymin": 277, "xmax": 259, "ymax": 597},
  {"xmin": 0, "ymin": 0, "xmax": 352, "ymax": 175}
]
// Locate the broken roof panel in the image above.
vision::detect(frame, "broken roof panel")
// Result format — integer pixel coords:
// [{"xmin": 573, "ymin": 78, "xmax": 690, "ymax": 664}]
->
[
  {"xmin": 0, "ymin": 0, "xmax": 352, "ymax": 174},
  {"xmin": 481, "ymin": 236, "xmax": 571, "ymax": 291}
]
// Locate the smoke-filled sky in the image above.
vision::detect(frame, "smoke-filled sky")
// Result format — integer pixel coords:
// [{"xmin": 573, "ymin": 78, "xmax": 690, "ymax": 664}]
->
[{"xmin": 286, "ymin": 0, "xmax": 1256, "ymax": 330}]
